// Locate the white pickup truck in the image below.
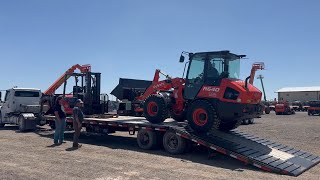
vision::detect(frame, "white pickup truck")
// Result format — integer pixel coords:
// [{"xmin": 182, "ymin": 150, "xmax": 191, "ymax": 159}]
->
[{"xmin": 0, "ymin": 88, "xmax": 45, "ymax": 131}]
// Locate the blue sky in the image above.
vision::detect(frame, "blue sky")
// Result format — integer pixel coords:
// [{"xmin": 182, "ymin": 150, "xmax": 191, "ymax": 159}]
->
[{"xmin": 0, "ymin": 0, "xmax": 319, "ymax": 100}]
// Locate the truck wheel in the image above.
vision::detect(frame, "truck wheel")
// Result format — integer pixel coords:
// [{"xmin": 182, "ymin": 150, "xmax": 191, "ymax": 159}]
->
[
  {"xmin": 18, "ymin": 115, "xmax": 26, "ymax": 132},
  {"xmin": 144, "ymin": 95, "xmax": 168, "ymax": 124},
  {"xmin": 249, "ymin": 119, "xmax": 255, "ymax": 124},
  {"xmin": 163, "ymin": 131, "xmax": 186, "ymax": 155},
  {"xmin": 137, "ymin": 129, "xmax": 158, "ymax": 150},
  {"xmin": 0, "ymin": 113, "xmax": 5, "ymax": 128},
  {"xmin": 170, "ymin": 109, "xmax": 186, "ymax": 122}
]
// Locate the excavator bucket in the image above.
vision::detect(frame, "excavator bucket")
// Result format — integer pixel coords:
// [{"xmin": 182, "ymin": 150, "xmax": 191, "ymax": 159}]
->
[{"xmin": 111, "ymin": 78, "xmax": 152, "ymax": 101}]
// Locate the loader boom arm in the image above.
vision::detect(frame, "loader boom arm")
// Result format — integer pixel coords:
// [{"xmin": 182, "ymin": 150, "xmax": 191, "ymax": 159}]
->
[
  {"xmin": 44, "ymin": 64, "xmax": 91, "ymax": 95},
  {"xmin": 136, "ymin": 69, "xmax": 185, "ymax": 101}
]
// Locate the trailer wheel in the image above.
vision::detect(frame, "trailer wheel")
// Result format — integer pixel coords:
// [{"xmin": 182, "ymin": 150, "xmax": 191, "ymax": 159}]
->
[
  {"xmin": 18, "ymin": 115, "xmax": 26, "ymax": 132},
  {"xmin": 187, "ymin": 100, "xmax": 220, "ymax": 133},
  {"xmin": 137, "ymin": 129, "xmax": 158, "ymax": 150},
  {"xmin": 49, "ymin": 122, "xmax": 56, "ymax": 130},
  {"xmin": 144, "ymin": 95, "xmax": 168, "ymax": 124},
  {"xmin": 249, "ymin": 119, "xmax": 255, "ymax": 124},
  {"xmin": 242, "ymin": 119, "xmax": 250, "ymax": 125},
  {"xmin": 0, "ymin": 112, "xmax": 4, "ymax": 128},
  {"xmin": 163, "ymin": 131, "xmax": 186, "ymax": 155},
  {"xmin": 170, "ymin": 109, "xmax": 186, "ymax": 122},
  {"xmin": 265, "ymin": 107, "xmax": 271, "ymax": 114}
]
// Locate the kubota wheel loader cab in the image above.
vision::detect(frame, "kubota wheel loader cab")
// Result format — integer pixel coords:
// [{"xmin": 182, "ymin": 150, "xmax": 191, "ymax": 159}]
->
[{"xmin": 184, "ymin": 51, "xmax": 263, "ymax": 132}]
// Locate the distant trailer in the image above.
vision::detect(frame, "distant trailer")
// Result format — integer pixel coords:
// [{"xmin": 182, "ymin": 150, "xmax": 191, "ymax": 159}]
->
[{"xmin": 44, "ymin": 115, "xmax": 320, "ymax": 176}]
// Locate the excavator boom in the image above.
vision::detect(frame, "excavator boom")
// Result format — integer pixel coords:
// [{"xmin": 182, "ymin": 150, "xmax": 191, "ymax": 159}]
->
[{"xmin": 44, "ymin": 64, "xmax": 91, "ymax": 95}]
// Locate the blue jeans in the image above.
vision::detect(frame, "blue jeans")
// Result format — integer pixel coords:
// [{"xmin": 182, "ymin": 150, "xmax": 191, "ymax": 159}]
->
[{"xmin": 54, "ymin": 118, "xmax": 66, "ymax": 144}]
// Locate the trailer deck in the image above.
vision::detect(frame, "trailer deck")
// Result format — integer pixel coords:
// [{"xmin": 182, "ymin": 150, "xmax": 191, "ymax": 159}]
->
[{"xmin": 44, "ymin": 115, "xmax": 320, "ymax": 176}]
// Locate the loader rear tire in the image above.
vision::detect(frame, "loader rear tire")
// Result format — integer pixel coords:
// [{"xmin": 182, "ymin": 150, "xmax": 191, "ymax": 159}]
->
[
  {"xmin": 187, "ymin": 100, "xmax": 220, "ymax": 133},
  {"xmin": 144, "ymin": 95, "xmax": 168, "ymax": 124}
]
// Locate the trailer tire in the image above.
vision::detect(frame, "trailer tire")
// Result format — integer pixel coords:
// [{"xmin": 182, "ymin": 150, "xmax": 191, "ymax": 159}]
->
[
  {"xmin": 265, "ymin": 107, "xmax": 271, "ymax": 114},
  {"xmin": 49, "ymin": 122, "xmax": 56, "ymax": 130},
  {"xmin": 137, "ymin": 129, "xmax": 158, "ymax": 150},
  {"xmin": 242, "ymin": 119, "xmax": 250, "ymax": 125},
  {"xmin": 163, "ymin": 131, "xmax": 186, "ymax": 155},
  {"xmin": 144, "ymin": 95, "xmax": 168, "ymax": 124},
  {"xmin": 18, "ymin": 115, "xmax": 26, "ymax": 132}
]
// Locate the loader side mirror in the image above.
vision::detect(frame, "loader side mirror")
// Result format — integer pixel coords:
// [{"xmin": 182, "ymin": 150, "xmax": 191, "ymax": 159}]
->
[{"xmin": 179, "ymin": 55, "xmax": 185, "ymax": 63}]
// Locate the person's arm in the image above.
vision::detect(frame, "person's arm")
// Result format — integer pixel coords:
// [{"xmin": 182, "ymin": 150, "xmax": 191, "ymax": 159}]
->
[
  {"xmin": 75, "ymin": 109, "xmax": 81, "ymax": 128},
  {"xmin": 54, "ymin": 111, "xmax": 61, "ymax": 122}
]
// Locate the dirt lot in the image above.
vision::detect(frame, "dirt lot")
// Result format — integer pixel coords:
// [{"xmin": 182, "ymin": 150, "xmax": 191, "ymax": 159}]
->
[{"xmin": 0, "ymin": 112, "xmax": 319, "ymax": 180}]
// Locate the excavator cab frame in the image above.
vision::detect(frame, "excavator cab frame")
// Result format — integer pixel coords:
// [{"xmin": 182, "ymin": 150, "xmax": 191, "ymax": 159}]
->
[{"xmin": 183, "ymin": 51, "xmax": 246, "ymax": 100}]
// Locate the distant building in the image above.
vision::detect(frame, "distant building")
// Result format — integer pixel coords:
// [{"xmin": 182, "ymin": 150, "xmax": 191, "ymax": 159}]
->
[{"xmin": 276, "ymin": 86, "xmax": 320, "ymax": 102}]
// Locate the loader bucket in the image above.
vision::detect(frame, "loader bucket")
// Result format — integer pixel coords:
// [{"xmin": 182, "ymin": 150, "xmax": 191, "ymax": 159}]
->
[{"xmin": 111, "ymin": 78, "xmax": 152, "ymax": 101}]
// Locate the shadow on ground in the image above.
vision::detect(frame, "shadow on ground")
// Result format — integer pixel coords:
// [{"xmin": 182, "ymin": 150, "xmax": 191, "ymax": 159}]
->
[{"xmin": 27, "ymin": 126, "xmax": 265, "ymax": 174}]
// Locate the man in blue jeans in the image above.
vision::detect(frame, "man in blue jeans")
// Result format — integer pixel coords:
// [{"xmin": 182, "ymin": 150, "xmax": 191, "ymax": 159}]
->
[
  {"xmin": 72, "ymin": 99, "xmax": 84, "ymax": 148},
  {"xmin": 54, "ymin": 96, "xmax": 66, "ymax": 145}
]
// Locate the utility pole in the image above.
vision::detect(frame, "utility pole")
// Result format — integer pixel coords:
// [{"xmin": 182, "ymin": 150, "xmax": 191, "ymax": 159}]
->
[{"xmin": 257, "ymin": 75, "xmax": 267, "ymax": 102}]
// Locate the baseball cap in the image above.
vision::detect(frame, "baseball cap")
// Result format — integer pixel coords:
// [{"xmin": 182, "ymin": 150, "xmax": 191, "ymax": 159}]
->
[{"xmin": 76, "ymin": 99, "xmax": 84, "ymax": 104}]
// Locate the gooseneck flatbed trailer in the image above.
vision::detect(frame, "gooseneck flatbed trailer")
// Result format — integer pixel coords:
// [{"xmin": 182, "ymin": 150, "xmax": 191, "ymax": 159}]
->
[{"xmin": 44, "ymin": 115, "xmax": 319, "ymax": 177}]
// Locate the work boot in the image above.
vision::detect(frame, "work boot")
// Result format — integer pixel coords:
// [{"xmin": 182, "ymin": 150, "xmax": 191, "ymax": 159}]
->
[{"xmin": 73, "ymin": 143, "xmax": 82, "ymax": 148}]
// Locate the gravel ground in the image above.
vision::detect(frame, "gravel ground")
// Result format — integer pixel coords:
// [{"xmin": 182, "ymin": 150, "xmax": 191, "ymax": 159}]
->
[{"xmin": 0, "ymin": 112, "xmax": 319, "ymax": 180}]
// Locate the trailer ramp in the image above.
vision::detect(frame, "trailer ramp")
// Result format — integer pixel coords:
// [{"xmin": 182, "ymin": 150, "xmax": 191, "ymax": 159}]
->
[{"xmin": 173, "ymin": 127, "xmax": 320, "ymax": 176}]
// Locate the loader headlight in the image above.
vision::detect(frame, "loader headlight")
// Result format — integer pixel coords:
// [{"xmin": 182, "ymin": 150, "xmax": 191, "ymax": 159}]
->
[{"xmin": 223, "ymin": 87, "xmax": 240, "ymax": 100}]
